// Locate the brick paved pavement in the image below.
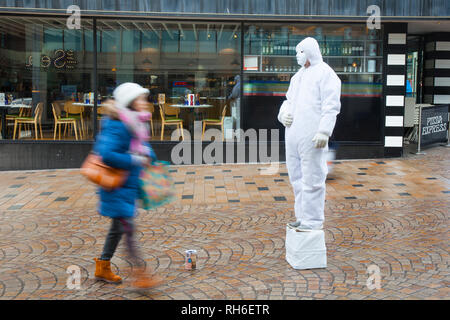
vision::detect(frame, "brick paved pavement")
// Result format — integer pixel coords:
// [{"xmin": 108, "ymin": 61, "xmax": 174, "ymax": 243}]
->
[{"xmin": 0, "ymin": 146, "xmax": 448, "ymax": 300}]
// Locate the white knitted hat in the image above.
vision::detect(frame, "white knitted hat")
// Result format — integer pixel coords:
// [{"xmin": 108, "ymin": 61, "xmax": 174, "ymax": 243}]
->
[{"xmin": 113, "ymin": 82, "xmax": 149, "ymax": 110}]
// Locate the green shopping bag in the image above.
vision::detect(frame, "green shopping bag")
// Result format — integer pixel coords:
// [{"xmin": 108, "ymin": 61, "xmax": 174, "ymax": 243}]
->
[{"xmin": 138, "ymin": 161, "xmax": 175, "ymax": 210}]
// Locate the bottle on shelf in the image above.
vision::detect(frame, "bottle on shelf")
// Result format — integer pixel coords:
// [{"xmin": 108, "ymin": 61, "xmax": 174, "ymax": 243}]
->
[{"xmin": 368, "ymin": 43, "xmax": 377, "ymax": 56}]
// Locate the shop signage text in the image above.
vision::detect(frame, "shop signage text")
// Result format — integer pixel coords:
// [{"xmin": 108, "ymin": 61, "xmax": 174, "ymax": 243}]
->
[
  {"xmin": 420, "ymin": 105, "xmax": 449, "ymax": 147},
  {"xmin": 422, "ymin": 115, "xmax": 447, "ymax": 135},
  {"xmin": 25, "ymin": 49, "xmax": 78, "ymax": 70}
]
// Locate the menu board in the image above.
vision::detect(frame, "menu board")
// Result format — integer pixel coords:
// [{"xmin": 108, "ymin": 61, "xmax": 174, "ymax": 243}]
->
[
  {"xmin": 158, "ymin": 93, "xmax": 165, "ymax": 104},
  {"xmin": 244, "ymin": 56, "xmax": 259, "ymax": 71}
]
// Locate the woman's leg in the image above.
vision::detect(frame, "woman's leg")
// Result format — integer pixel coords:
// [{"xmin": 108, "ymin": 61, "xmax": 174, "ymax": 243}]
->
[
  {"xmin": 119, "ymin": 217, "xmax": 144, "ymax": 268},
  {"xmin": 100, "ymin": 218, "xmax": 123, "ymax": 261},
  {"xmin": 118, "ymin": 217, "xmax": 162, "ymax": 288}
]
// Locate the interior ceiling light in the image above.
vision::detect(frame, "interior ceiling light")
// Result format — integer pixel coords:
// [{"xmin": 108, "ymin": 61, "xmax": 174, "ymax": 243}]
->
[
  {"xmin": 219, "ymin": 48, "xmax": 236, "ymax": 55},
  {"xmin": 141, "ymin": 47, "xmax": 158, "ymax": 54}
]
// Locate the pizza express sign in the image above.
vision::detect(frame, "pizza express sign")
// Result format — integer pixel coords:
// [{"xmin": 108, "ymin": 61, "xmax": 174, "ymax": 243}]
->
[
  {"xmin": 26, "ymin": 49, "xmax": 78, "ymax": 70},
  {"xmin": 420, "ymin": 105, "xmax": 449, "ymax": 147}
]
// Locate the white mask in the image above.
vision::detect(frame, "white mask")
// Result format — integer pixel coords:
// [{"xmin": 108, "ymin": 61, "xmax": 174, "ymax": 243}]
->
[{"xmin": 296, "ymin": 50, "xmax": 307, "ymax": 66}]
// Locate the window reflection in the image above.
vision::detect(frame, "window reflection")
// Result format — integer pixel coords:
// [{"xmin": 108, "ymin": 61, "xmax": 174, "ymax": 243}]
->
[
  {"xmin": 97, "ymin": 20, "xmax": 241, "ymax": 141},
  {"xmin": 242, "ymin": 23, "xmax": 383, "ymax": 142},
  {"xmin": 0, "ymin": 17, "xmax": 94, "ymax": 141}
]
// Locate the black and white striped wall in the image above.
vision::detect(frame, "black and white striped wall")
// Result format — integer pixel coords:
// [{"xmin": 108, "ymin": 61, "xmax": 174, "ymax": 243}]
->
[
  {"xmin": 424, "ymin": 33, "xmax": 450, "ymax": 105},
  {"xmin": 383, "ymin": 23, "xmax": 408, "ymax": 158}
]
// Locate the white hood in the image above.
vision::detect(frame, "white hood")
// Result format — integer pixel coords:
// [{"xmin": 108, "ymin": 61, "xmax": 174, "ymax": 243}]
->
[{"xmin": 296, "ymin": 37, "xmax": 323, "ymax": 67}]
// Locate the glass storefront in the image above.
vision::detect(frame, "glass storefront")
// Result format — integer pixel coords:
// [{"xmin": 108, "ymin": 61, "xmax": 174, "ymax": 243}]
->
[
  {"xmin": 96, "ymin": 20, "xmax": 241, "ymax": 141},
  {"xmin": 0, "ymin": 17, "xmax": 241, "ymax": 142},
  {"xmin": 0, "ymin": 17, "xmax": 382, "ymax": 145},
  {"xmin": 0, "ymin": 17, "xmax": 94, "ymax": 141},
  {"xmin": 242, "ymin": 23, "xmax": 383, "ymax": 142}
]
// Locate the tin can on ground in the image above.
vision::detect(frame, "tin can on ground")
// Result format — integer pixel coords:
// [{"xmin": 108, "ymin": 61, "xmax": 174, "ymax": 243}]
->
[{"xmin": 185, "ymin": 250, "xmax": 197, "ymax": 270}]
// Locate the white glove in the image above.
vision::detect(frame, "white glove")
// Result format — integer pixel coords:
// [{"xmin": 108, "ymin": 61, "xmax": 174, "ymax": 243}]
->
[
  {"xmin": 312, "ymin": 132, "xmax": 329, "ymax": 149},
  {"xmin": 281, "ymin": 113, "xmax": 294, "ymax": 127}
]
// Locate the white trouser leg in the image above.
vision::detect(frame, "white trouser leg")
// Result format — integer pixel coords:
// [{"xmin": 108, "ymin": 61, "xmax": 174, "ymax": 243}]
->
[
  {"xmin": 286, "ymin": 138, "xmax": 302, "ymax": 222},
  {"xmin": 299, "ymin": 143, "xmax": 328, "ymax": 229}
]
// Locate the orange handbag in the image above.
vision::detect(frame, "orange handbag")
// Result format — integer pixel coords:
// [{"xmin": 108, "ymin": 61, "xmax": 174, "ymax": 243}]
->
[{"xmin": 81, "ymin": 153, "xmax": 128, "ymax": 190}]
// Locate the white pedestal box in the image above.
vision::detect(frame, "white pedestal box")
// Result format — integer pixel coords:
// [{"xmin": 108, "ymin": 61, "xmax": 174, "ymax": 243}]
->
[{"xmin": 285, "ymin": 227, "xmax": 327, "ymax": 270}]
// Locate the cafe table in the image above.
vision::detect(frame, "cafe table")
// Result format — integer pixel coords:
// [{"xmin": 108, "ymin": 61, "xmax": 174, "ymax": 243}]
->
[
  {"xmin": 72, "ymin": 103, "xmax": 108, "ymax": 137},
  {"xmin": 0, "ymin": 103, "xmax": 32, "ymax": 139},
  {"xmin": 168, "ymin": 104, "xmax": 214, "ymax": 119},
  {"xmin": 167, "ymin": 104, "xmax": 214, "ymax": 132},
  {"xmin": 168, "ymin": 104, "xmax": 213, "ymax": 109},
  {"xmin": 72, "ymin": 102, "xmax": 106, "ymax": 107}
]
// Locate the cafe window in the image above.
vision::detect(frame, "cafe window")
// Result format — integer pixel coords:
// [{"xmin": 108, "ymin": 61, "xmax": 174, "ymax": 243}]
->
[
  {"xmin": 97, "ymin": 20, "xmax": 241, "ymax": 142},
  {"xmin": 0, "ymin": 16, "xmax": 95, "ymax": 141},
  {"xmin": 243, "ymin": 23, "xmax": 383, "ymax": 142}
]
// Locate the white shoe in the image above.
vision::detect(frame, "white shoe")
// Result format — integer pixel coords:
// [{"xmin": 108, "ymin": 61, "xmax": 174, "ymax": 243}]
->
[
  {"xmin": 295, "ymin": 224, "xmax": 323, "ymax": 231},
  {"xmin": 287, "ymin": 221, "xmax": 301, "ymax": 229}
]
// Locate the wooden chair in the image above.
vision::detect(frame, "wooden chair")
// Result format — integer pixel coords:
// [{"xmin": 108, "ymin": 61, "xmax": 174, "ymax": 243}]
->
[
  {"xmin": 202, "ymin": 104, "xmax": 227, "ymax": 141},
  {"xmin": 163, "ymin": 103, "xmax": 180, "ymax": 119},
  {"xmin": 6, "ymin": 105, "xmax": 30, "ymax": 135},
  {"xmin": 97, "ymin": 106, "xmax": 109, "ymax": 131},
  {"xmin": 148, "ymin": 103, "xmax": 155, "ymax": 137},
  {"xmin": 159, "ymin": 104, "xmax": 184, "ymax": 141},
  {"xmin": 52, "ymin": 103, "xmax": 79, "ymax": 140},
  {"xmin": 12, "ymin": 103, "xmax": 43, "ymax": 140},
  {"xmin": 64, "ymin": 101, "xmax": 85, "ymax": 139}
]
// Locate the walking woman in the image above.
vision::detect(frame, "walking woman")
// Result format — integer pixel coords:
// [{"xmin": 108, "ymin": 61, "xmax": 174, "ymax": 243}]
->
[{"xmin": 93, "ymin": 82, "xmax": 161, "ymax": 289}]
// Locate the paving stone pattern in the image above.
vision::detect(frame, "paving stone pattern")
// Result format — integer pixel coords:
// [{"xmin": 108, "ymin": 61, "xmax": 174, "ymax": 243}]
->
[{"xmin": 0, "ymin": 147, "xmax": 448, "ymax": 300}]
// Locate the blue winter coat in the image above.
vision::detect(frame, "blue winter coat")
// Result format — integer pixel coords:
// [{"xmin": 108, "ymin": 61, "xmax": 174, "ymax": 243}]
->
[{"xmin": 94, "ymin": 118, "xmax": 154, "ymax": 218}]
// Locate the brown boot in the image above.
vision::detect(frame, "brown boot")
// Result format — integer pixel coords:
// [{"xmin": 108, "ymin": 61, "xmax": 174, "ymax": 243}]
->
[
  {"xmin": 131, "ymin": 267, "xmax": 163, "ymax": 289},
  {"xmin": 94, "ymin": 258, "xmax": 122, "ymax": 283}
]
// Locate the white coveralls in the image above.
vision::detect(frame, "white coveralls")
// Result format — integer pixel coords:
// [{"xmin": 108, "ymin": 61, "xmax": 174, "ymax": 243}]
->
[{"xmin": 278, "ymin": 37, "xmax": 341, "ymax": 229}]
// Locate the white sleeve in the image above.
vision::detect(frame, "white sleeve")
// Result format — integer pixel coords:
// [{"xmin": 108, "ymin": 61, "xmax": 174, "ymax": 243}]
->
[
  {"xmin": 318, "ymin": 69, "xmax": 341, "ymax": 137},
  {"xmin": 278, "ymin": 75, "xmax": 296, "ymax": 124}
]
